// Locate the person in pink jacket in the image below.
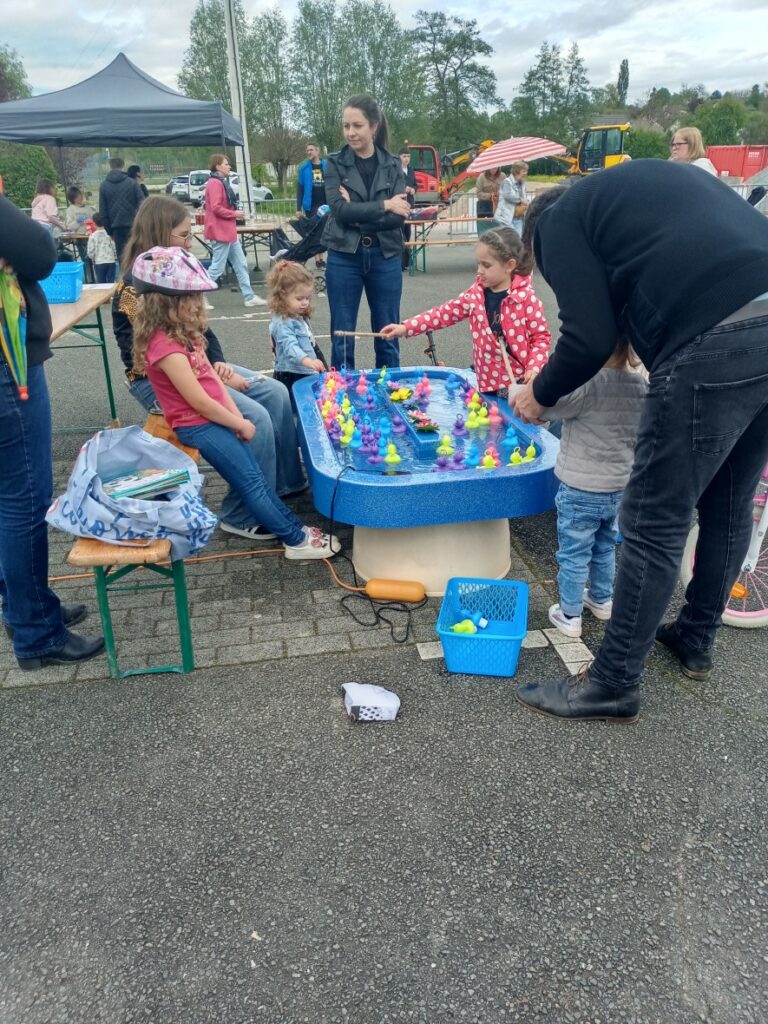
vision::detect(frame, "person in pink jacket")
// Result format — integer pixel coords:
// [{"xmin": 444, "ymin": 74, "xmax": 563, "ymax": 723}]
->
[
  {"xmin": 203, "ymin": 153, "xmax": 266, "ymax": 307},
  {"xmin": 380, "ymin": 227, "xmax": 550, "ymax": 393},
  {"xmin": 30, "ymin": 179, "xmax": 66, "ymax": 236}
]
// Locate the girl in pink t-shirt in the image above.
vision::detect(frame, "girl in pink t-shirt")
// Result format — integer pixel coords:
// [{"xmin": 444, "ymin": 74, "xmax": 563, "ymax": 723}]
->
[{"xmin": 131, "ymin": 246, "xmax": 338, "ymax": 560}]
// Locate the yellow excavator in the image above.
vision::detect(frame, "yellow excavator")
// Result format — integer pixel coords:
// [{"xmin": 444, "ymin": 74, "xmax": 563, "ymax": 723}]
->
[{"xmin": 557, "ymin": 121, "xmax": 632, "ymax": 175}]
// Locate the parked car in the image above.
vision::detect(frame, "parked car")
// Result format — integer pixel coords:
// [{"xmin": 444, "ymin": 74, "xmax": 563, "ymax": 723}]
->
[
  {"xmin": 188, "ymin": 169, "xmax": 274, "ymax": 207},
  {"xmin": 171, "ymin": 175, "xmax": 190, "ymax": 201}
]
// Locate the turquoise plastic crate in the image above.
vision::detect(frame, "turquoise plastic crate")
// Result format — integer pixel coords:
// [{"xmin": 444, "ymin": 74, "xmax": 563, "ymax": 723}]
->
[
  {"xmin": 40, "ymin": 261, "xmax": 84, "ymax": 304},
  {"xmin": 436, "ymin": 577, "xmax": 529, "ymax": 677}
]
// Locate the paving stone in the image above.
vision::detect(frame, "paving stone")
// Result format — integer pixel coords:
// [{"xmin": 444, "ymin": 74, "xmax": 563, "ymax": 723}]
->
[
  {"xmin": 417, "ymin": 641, "xmax": 444, "ymax": 660},
  {"xmin": 543, "ymin": 627, "xmax": 582, "ymax": 645},
  {"xmin": 3, "ymin": 665, "xmax": 79, "ymax": 689},
  {"xmin": 250, "ymin": 620, "xmax": 315, "ymax": 641},
  {"xmin": 522, "ymin": 630, "xmax": 549, "ymax": 649},
  {"xmin": 284, "ymin": 634, "xmax": 352, "ymax": 658},
  {"xmin": 216, "ymin": 641, "xmax": 284, "ymax": 665}
]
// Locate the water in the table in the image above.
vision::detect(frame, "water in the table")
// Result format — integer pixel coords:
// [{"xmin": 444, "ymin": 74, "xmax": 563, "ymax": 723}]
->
[{"xmin": 314, "ymin": 368, "xmax": 540, "ymax": 475}]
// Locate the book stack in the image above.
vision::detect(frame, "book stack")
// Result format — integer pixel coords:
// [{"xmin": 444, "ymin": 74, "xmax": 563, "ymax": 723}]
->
[{"xmin": 102, "ymin": 467, "xmax": 191, "ymax": 501}]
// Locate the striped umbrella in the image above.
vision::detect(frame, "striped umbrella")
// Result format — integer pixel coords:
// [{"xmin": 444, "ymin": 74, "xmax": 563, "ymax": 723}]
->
[
  {"xmin": 467, "ymin": 137, "xmax": 567, "ymax": 174},
  {"xmin": 0, "ymin": 269, "xmax": 29, "ymax": 400}
]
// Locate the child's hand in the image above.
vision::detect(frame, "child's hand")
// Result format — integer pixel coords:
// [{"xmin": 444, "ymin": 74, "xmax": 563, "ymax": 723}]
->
[
  {"xmin": 234, "ymin": 419, "xmax": 256, "ymax": 442},
  {"xmin": 379, "ymin": 323, "xmax": 406, "ymax": 339},
  {"xmin": 522, "ymin": 366, "xmax": 541, "ymax": 384},
  {"xmin": 308, "ymin": 358, "xmax": 325, "ymax": 373}
]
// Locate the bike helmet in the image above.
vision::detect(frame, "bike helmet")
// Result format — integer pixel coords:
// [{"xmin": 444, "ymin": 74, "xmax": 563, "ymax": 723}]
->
[{"xmin": 132, "ymin": 246, "xmax": 217, "ymax": 296}]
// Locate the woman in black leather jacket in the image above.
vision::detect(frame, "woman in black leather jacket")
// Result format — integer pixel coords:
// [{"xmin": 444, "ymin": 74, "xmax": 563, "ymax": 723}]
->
[{"xmin": 322, "ymin": 94, "xmax": 411, "ymax": 370}]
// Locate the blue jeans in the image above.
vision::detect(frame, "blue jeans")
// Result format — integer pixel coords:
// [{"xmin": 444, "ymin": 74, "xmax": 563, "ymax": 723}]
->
[
  {"xmin": 207, "ymin": 240, "xmax": 255, "ymax": 301},
  {"xmin": 174, "ymin": 422, "xmax": 305, "ymax": 546},
  {"xmin": 129, "ymin": 371, "xmax": 304, "ymax": 528},
  {"xmin": 555, "ymin": 484, "xmax": 621, "ymax": 617},
  {"xmin": 94, "ymin": 262, "xmax": 116, "ymax": 284},
  {"xmin": 0, "ymin": 363, "xmax": 67, "ymax": 658},
  {"xmin": 590, "ymin": 314, "xmax": 768, "ymax": 689},
  {"xmin": 326, "ymin": 247, "xmax": 402, "ymax": 370}
]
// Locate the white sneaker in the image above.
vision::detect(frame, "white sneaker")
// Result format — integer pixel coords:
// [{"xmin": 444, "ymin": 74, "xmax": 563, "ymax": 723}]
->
[
  {"xmin": 220, "ymin": 522, "xmax": 276, "ymax": 542},
  {"xmin": 244, "ymin": 295, "xmax": 267, "ymax": 307},
  {"xmin": 583, "ymin": 589, "xmax": 613, "ymax": 620},
  {"xmin": 548, "ymin": 603, "xmax": 582, "ymax": 638},
  {"xmin": 284, "ymin": 526, "xmax": 340, "ymax": 560},
  {"xmin": 204, "ymin": 299, "xmax": 214, "ymax": 310}
]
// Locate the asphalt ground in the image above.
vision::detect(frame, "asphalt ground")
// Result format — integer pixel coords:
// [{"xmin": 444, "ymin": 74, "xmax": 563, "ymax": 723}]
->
[{"xmin": 1, "ymin": 237, "xmax": 767, "ymax": 1023}]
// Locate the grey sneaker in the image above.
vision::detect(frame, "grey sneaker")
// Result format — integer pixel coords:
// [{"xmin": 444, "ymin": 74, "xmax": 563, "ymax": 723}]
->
[
  {"xmin": 548, "ymin": 603, "xmax": 583, "ymax": 638},
  {"xmin": 583, "ymin": 589, "xmax": 613, "ymax": 620},
  {"xmin": 220, "ymin": 522, "xmax": 277, "ymax": 542}
]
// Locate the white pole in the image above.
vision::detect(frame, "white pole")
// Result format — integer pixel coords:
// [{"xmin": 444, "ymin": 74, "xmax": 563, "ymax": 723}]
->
[{"xmin": 223, "ymin": 0, "xmax": 254, "ymax": 217}]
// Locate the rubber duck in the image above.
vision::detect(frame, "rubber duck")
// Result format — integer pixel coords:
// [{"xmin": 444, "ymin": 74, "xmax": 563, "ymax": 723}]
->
[
  {"xmin": 435, "ymin": 455, "xmax": 450, "ymax": 471},
  {"xmin": 349, "ymin": 429, "xmax": 363, "ymax": 449},
  {"xmin": 480, "ymin": 451, "xmax": 497, "ymax": 470},
  {"xmin": 341, "ymin": 395, "xmax": 352, "ymax": 416},
  {"xmin": 450, "ymin": 451, "xmax": 467, "ymax": 471},
  {"xmin": 384, "ymin": 443, "xmax": 401, "ymax": 466},
  {"xmin": 510, "ymin": 447, "xmax": 524, "ymax": 465},
  {"xmin": 501, "ymin": 427, "xmax": 520, "ymax": 450},
  {"xmin": 450, "ymin": 619, "xmax": 477, "ymax": 635},
  {"xmin": 476, "ymin": 405, "xmax": 490, "ymax": 424},
  {"xmin": 391, "ymin": 416, "xmax": 407, "ymax": 435},
  {"xmin": 459, "ymin": 610, "xmax": 489, "ymax": 629},
  {"xmin": 355, "ymin": 373, "xmax": 368, "ymax": 395},
  {"xmin": 465, "ymin": 442, "xmax": 481, "ymax": 468},
  {"xmin": 378, "ymin": 415, "xmax": 392, "ymax": 436},
  {"xmin": 444, "ymin": 374, "xmax": 461, "ymax": 392},
  {"xmin": 453, "ymin": 415, "xmax": 469, "ymax": 437},
  {"xmin": 488, "ymin": 403, "xmax": 503, "ymax": 427},
  {"xmin": 525, "ymin": 442, "xmax": 537, "ymax": 461},
  {"xmin": 377, "ymin": 366, "xmax": 389, "ymax": 386},
  {"xmin": 436, "ymin": 434, "xmax": 455, "ymax": 456},
  {"xmin": 419, "ymin": 373, "xmax": 432, "ymax": 394},
  {"xmin": 466, "ymin": 410, "xmax": 480, "ymax": 430}
]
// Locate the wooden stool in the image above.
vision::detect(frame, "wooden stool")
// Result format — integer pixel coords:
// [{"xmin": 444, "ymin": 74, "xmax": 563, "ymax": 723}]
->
[
  {"xmin": 68, "ymin": 538, "xmax": 194, "ymax": 679},
  {"xmin": 142, "ymin": 413, "xmax": 200, "ymax": 462}
]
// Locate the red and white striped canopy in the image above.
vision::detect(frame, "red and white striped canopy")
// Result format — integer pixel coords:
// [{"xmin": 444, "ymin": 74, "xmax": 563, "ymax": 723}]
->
[{"xmin": 467, "ymin": 137, "xmax": 566, "ymax": 174}]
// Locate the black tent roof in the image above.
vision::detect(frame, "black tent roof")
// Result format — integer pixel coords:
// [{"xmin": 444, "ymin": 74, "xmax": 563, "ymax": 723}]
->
[{"xmin": 0, "ymin": 53, "xmax": 244, "ymax": 147}]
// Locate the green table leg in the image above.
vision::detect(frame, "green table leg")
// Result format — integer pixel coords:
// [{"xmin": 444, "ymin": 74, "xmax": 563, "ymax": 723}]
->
[
  {"xmin": 172, "ymin": 561, "xmax": 195, "ymax": 672},
  {"xmin": 94, "ymin": 566, "xmax": 120, "ymax": 678}
]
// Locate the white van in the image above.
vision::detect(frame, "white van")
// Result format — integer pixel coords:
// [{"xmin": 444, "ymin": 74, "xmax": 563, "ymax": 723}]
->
[{"xmin": 188, "ymin": 169, "xmax": 210, "ymax": 206}]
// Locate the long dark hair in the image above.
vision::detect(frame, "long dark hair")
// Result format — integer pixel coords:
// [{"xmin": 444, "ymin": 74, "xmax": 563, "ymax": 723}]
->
[{"xmin": 344, "ymin": 94, "xmax": 389, "ymax": 150}]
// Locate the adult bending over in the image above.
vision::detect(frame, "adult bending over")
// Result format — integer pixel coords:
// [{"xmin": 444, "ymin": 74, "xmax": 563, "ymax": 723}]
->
[
  {"xmin": 512, "ymin": 160, "xmax": 768, "ymax": 723},
  {"xmin": 323, "ymin": 94, "xmax": 410, "ymax": 370},
  {"xmin": 0, "ymin": 195, "xmax": 104, "ymax": 670},
  {"xmin": 113, "ymin": 197, "xmax": 305, "ymax": 542}
]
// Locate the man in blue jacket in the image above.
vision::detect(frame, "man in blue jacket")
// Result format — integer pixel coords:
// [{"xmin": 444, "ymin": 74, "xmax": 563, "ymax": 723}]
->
[
  {"xmin": 512, "ymin": 160, "xmax": 768, "ymax": 723},
  {"xmin": 296, "ymin": 144, "xmax": 327, "ymax": 268}
]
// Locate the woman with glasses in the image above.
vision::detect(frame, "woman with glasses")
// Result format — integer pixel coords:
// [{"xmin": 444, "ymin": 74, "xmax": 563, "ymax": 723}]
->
[
  {"xmin": 669, "ymin": 128, "xmax": 717, "ymax": 175},
  {"xmin": 112, "ymin": 197, "xmax": 307, "ymax": 543}
]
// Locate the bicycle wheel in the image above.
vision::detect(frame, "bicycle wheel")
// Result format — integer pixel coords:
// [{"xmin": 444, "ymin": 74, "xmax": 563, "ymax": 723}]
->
[{"xmin": 680, "ymin": 520, "xmax": 768, "ymax": 628}]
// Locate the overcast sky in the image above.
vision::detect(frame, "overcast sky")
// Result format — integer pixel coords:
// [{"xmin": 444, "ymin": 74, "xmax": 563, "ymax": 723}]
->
[{"xmin": 5, "ymin": 0, "xmax": 766, "ymax": 105}]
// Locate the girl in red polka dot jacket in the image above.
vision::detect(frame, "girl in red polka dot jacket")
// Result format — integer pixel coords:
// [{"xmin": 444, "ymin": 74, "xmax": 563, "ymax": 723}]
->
[{"xmin": 380, "ymin": 227, "xmax": 551, "ymax": 394}]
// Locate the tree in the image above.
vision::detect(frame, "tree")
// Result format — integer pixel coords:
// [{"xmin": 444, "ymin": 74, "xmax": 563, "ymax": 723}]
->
[
  {"xmin": 743, "ymin": 109, "xmax": 768, "ymax": 144},
  {"xmin": 616, "ymin": 59, "xmax": 629, "ymax": 107},
  {"xmin": 623, "ymin": 128, "xmax": 668, "ymax": 160},
  {"xmin": 561, "ymin": 43, "xmax": 591, "ymax": 136},
  {"xmin": 0, "ymin": 143, "xmax": 57, "ymax": 208},
  {"xmin": 0, "ymin": 44, "xmax": 31, "ymax": 102},
  {"xmin": 178, "ymin": 0, "xmax": 248, "ymax": 108},
  {"xmin": 411, "ymin": 11, "xmax": 499, "ymax": 150},
  {"xmin": 252, "ymin": 127, "xmax": 306, "ymax": 190},
  {"xmin": 690, "ymin": 96, "xmax": 747, "ymax": 146},
  {"xmin": 514, "ymin": 41, "xmax": 592, "ymax": 143}
]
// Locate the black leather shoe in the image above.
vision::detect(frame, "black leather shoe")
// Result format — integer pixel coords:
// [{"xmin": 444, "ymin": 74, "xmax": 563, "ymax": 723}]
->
[
  {"xmin": 17, "ymin": 631, "xmax": 105, "ymax": 671},
  {"xmin": 4, "ymin": 602, "xmax": 88, "ymax": 641},
  {"xmin": 655, "ymin": 622, "xmax": 713, "ymax": 681},
  {"xmin": 516, "ymin": 670, "xmax": 640, "ymax": 723}
]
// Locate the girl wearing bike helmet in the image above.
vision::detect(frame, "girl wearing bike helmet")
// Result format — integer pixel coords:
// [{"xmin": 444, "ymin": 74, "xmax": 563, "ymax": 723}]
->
[{"xmin": 131, "ymin": 246, "xmax": 339, "ymax": 560}]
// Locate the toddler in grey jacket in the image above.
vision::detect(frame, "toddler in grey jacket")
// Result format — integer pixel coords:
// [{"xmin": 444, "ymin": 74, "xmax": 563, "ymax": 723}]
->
[{"xmin": 540, "ymin": 339, "xmax": 647, "ymax": 638}]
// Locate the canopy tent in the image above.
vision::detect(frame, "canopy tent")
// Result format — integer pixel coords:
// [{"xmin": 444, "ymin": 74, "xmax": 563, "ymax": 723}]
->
[
  {"xmin": 467, "ymin": 137, "xmax": 566, "ymax": 174},
  {"xmin": 0, "ymin": 53, "xmax": 244, "ymax": 148}
]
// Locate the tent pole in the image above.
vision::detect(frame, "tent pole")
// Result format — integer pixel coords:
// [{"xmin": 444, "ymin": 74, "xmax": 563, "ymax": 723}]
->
[{"xmin": 57, "ymin": 143, "xmax": 69, "ymax": 192}]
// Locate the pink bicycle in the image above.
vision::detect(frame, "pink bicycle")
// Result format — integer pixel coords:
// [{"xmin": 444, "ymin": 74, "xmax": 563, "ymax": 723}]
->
[{"xmin": 680, "ymin": 463, "xmax": 768, "ymax": 628}]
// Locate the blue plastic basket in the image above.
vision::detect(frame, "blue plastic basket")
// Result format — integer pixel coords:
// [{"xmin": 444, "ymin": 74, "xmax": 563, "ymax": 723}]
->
[
  {"xmin": 436, "ymin": 577, "xmax": 529, "ymax": 677},
  {"xmin": 40, "ymin": 261, "xmax": 84, "ymax": 304}
]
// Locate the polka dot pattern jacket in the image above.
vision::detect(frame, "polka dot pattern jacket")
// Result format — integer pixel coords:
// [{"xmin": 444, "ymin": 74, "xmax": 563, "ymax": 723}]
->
[{"xmin": 403, "ymin": 275, "xmax": 551, "ymax": 391}]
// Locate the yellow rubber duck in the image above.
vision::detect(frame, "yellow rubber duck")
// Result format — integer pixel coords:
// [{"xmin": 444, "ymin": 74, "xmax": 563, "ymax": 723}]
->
[
  {"xmin": 510, "ymin": 447, "xmax": 524, "ymax": 465},
  {"xmin": 436, "ymin": 434, "xmax": 455, "ymax": 456},
  {"xmin": 466, "ymin": 411, "xmax": 480, "ymax": 429},
  {"xmin": 384, "ymin": 443, "xmax": 401, "ymax": 465},
  {"xmin": 480, "ymin": 452, "xmax": 497, "ymax": 470},
  {"xmin": 450, "ymin": 619, "xmax": 477, "ymax": 634},
  {"xmin": 523, "ymin": 442, "xmax": 537, "ymax": 462}
]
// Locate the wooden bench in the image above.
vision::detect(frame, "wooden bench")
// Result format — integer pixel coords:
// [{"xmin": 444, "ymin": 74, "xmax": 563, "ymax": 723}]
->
[
  {"xmin": 405, "ymin": 237, "xmax": 477, "ymax": 275},
  {"xmin": 65, "ymin": 415, "xmax": 198, "ymax": 679}
]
